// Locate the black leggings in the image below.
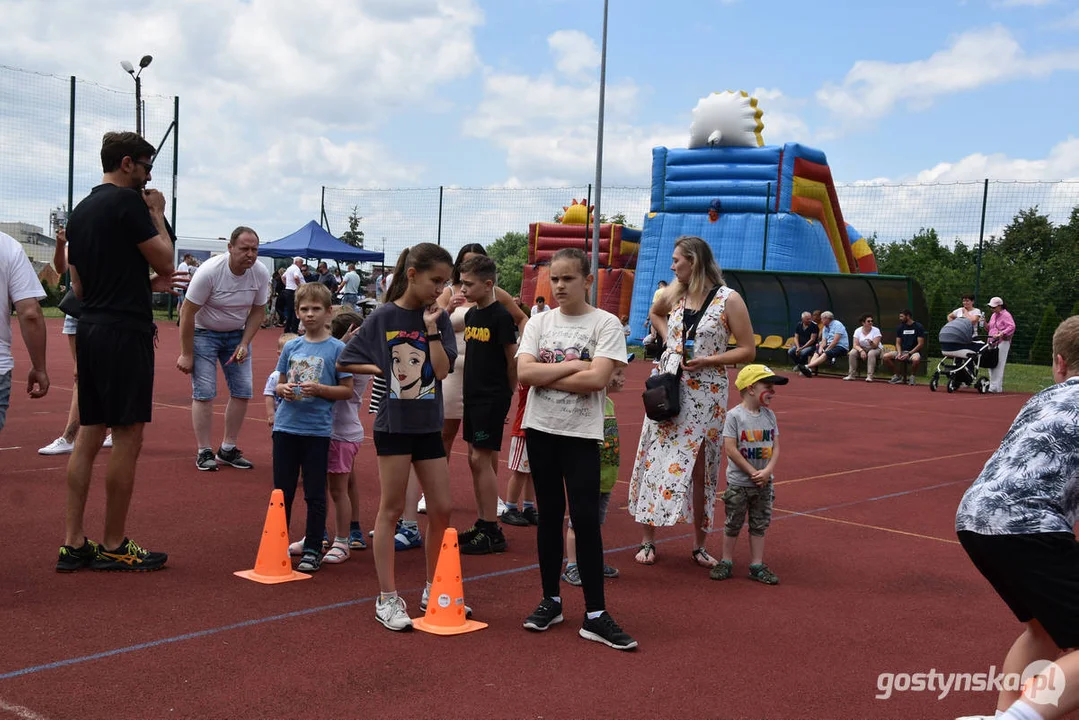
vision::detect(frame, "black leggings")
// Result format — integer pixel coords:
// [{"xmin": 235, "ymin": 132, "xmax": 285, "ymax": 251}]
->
[
  {"xmin": 272, "ymin": 431, "xmax": 329, "ymax": 554},
  {"xmin": 525, "ymin": 429, "xmax": 605, "ymax": 613}
]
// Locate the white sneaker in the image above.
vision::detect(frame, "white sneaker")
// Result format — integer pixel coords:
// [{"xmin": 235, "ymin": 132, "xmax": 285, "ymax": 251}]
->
[
  {"xmin": 38, "ymin": 437, "xmax": 74, "ymax": 455},
  {"xmin": 420, "ymin": 585, "xmax": 473, "ymax": 618},
  {"xmin": 103, "ymin": 434, "xmax": 113, "ymax": 448},
  {"xmin": 375, "ymin": 595, "xmax": 413, "ymax": 631},
  {"xmin": 497, "ymin": 497, "xmax": 508, "ymax": 517},
  {"xmin": 288, "ymin": 538, "xmax": 305, "ymax": 556},
  {"xmin": 866, "ymin": 375, "xmax": 874, "ymax": 382},
  {"xmin": 907, "ymin": 376, "xmax": 917, "ymax": 386},
  {"xmin": 842, "ymin": 375, "xmax": 855, "ymax": 381},
  {"xmin": 417, "ymin": 494, "xmax": 427, "ymax": 514}
]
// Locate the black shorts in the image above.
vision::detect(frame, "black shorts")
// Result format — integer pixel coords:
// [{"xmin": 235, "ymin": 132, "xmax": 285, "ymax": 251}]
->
[
  {"xmin": 463, "ymin": 398, "xmax": 511, "ymax": 451},
  {"xmin": 958, "ymin": 530, "xmax": 1079, "ymax": 649},
  {"xmin": 373, "ymin": 431, "xmax": 445, "ymax": 460},
  {"xmin": 76, "ymin": 321, "xmax": 155, "ymax": 427}
]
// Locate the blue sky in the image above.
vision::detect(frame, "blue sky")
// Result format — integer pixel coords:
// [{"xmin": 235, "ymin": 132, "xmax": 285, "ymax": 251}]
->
[{"xmin": 1, "ymin": 0, "xmax": 1078, "ymax": 246}]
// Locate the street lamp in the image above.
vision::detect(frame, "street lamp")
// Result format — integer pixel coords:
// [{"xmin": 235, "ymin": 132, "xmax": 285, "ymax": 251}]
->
[{"xmin": 120, "ymin": 55, "xmax": 153, "ymax": 135}]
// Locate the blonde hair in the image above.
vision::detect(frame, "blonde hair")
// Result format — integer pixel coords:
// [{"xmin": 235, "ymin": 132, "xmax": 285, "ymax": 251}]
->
[
  {"xmin": 1053, "ymin": 315, "xmax": 1079, "ymax": 376},
  {"xmin": 277, "ymin": 332, "xmax": 298, "ymax": 349},
  {"xmin": 295, "ymin": 282, "xmax": 332, "ymax": 309},
  {"xmin": 666, "ymin": 236, "xmax": 724, "ymax": 304}
]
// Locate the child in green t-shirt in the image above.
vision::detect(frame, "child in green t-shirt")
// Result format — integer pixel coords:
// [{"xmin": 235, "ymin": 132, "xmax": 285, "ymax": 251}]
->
[{"xmin": 561, "ymin": 366, "xmax": 625, "ymax": 586}]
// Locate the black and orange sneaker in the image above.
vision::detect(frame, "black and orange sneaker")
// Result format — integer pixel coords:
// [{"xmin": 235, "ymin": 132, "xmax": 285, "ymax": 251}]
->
[
  {"xmin": 92, "ymin": 538, "xmax": 168, "ymax": 572},
  {"xmin": 56, "ymin": 538, "xmax": 100, "ymax": 573}
]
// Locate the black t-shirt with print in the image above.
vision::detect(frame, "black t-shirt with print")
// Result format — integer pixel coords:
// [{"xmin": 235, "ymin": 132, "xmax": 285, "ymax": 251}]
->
[
  {"xmin": 463, "ymin": 302, "xmax": 517, "ymax": 403},
  {"xmin": 895, "ymin": 321, "xmax": 927, "ymax": 352},
  {"xmin": 67, "ymin": 184, "xmax": 159, "ymax": 329}
]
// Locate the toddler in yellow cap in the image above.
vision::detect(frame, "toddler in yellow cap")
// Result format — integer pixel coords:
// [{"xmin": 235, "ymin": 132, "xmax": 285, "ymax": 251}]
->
[{"xmin": 711, "ymin": 364, "xmax": 787, "ymax": 584}]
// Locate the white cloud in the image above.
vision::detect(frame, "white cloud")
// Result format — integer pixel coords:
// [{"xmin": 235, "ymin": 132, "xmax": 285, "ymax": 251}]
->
[
  {"xmin": 548, "ymin": 30, "xmax": 600, "ymax": 76},
  {"xmin": 913, "ymin": 137, "xmax": 1079, "ymax": 182},
  {"xmin": 816, "ymin": 25, "xmax": 1079, "ymax": 123},
  {"xmin": 0, "ymin": 0, "xmax": 484, "ymax": 239}
]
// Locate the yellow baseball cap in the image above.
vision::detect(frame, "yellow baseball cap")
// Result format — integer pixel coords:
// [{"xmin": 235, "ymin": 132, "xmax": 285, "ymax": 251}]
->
[{"xmin": 735, "ymin": 364, "xmax": 789, "ymax": 391}]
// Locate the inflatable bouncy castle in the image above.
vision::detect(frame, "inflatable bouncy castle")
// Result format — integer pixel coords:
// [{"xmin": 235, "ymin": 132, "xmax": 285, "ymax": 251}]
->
[
  {"xmin": 521, "ymin": 199, "xmax": 641, "ymax": 320},
  {"xmin": 628, "ymin": 91, "xmax": 880, "ymax": 340}
]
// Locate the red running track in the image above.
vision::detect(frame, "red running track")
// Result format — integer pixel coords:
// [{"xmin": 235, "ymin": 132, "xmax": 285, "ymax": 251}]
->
[{"xmin": 0, "ymin": 318, "xmax": 1047, "ymax": 719}]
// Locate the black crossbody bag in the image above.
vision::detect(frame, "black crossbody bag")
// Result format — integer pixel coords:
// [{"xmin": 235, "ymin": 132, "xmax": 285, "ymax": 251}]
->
[{"xmin": 642, "ymin": 285, "xmax": 720, "ymax": 422}]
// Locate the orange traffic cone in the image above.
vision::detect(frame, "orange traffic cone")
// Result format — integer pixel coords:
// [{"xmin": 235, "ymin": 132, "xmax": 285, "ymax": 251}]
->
[
  {"xmin": 234, "ymin": 489, "xmax": 311, "ymax": 585},
  {"xmin": 413, "ymin": 528, "xmax": 487, "ymax": 636}
]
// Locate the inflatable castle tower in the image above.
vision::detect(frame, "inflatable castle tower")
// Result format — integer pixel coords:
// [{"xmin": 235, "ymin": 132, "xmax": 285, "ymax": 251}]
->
[
  {"xmin": 520, "ymin": 199, "xmax": 642, "ymax": 321},
  {"xmin": 627, "ymin": 91, "xmax": 877, "ymax": 339}
]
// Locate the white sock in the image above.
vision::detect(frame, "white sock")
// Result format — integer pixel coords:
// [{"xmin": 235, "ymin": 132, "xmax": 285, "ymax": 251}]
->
[
  {"xmin": 334, "ymin": 536, "xmax": 348, "ymax": 545},
  {"xmin": 586, "ymin": 610, "xmax": 604, "ymax": 620},
  {"xmin": 221, "ymin": 442, "xmax": 236, "ymax": 452},
  {"xmin": 550, "ymin": 596, "xmax": 561, "ymax": 604},
  {"xmin": 379, "ymin": 591, "xmax": 398, "ymax": 603},
  {"xmin": 1001, "ymin": 701, "xmax": 1045, "ymax": 720},
  {"xmin": 425, "ymin": 581, "xmax": 432, "ymax": 593}
]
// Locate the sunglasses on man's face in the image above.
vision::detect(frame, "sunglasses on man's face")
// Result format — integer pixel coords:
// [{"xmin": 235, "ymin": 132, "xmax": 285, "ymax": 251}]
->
[{"xmin": 134, "ymin": 160, "xmax": 153, "ymax": 173}]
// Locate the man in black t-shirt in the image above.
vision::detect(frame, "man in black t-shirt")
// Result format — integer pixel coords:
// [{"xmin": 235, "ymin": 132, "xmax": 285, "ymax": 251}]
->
[
  {"xmin": 787, "ymin": 311, "xmax": 818, "ymax": 366},
  {"xmin": 58, "ymin": 131, "xmax": 186, "ymax": 574},
  {"xmin": 459, "ymin": 255, "xmax": 518, "ymax": 555},
  {"xmin": 883, "ymin": 309, "xmax": 927, "ymax": 386}
]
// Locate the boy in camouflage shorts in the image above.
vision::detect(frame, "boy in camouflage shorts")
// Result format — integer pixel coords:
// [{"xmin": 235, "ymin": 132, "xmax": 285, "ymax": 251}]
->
[{"xmin": 712, "ymin": 364, "xmax": 787, "ymax": 585}]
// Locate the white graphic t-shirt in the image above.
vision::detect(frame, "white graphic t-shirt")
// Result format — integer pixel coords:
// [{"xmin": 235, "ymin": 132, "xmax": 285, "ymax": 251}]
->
[{"xmin": 517, "ymin": 307, "xmax": 627, "ymax": 441}]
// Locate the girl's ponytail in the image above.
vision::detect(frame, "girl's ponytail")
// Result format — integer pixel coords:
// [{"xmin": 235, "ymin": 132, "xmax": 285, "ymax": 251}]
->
[{"xmin": 385, "ymin": 243, "xmax": 454, "ymax": 304}]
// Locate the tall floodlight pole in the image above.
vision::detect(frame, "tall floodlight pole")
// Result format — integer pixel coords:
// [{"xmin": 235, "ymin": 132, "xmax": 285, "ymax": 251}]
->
[
  {"xmin": 121, "ymin": 55, "xmax": 153, "ymax": 135},
  {"xmin": 590, "ymin": 0, "xmax": 609, "ymax": 305}
]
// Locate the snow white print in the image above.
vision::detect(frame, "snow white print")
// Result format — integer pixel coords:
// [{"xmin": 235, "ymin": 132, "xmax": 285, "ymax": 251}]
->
[{"xmin": 387, "ymin": 330, "xmax": 436, "ymax": 400}]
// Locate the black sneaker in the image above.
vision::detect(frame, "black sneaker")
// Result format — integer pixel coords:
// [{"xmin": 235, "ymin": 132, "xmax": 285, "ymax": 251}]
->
[
  {"xmin": 522, "ymin": 506, "xmax": 539, "ymax": 526},
  {"xmin": 523, "ymin": 598, "xmax": 563, "ymax": 631},
  {"xmin": 196, "ymin": 448, "xmax": 218, "ymax": 471},
  {"xmin": 92, "ymin": 538, "xmax": 168, "ymax": 572},
  {"xmin": 579, "ymin": 612, "xmax": 638, "ymax": 651},
  {"xmin": 798, "ymin": 364, "xmax": 813, "ymax": 378},
  {"xmin": 217, "ymin": 446, "xmax": 253, "ymax": 469},
  {"xmin": 459, "ymin": 527, "xmax": 507, "ymax": 555},
  {"xmin": 56, "ymin": 538, "xmax": 100, "ymax": 573},
  {"xmin": 501, "ymin": 508, "xmax": 529, "ymax": 527},
  {"xmin": 458, "ymin": 524, "xmax": 480, "ymax": 544}
]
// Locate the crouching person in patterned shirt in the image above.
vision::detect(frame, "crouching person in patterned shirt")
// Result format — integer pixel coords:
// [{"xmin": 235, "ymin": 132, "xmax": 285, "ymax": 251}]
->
[{"xmin": 955, "ymin": 315, "xmax": 1079, "ymax": 720}]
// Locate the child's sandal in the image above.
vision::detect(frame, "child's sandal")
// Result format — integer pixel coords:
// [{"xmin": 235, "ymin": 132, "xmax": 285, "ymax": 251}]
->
[
  {"xmin": 322, "ymin": 542, "xmax": 350, "ymax": 564},
  {"xmin": 692, "ymin": 547, "xmax": 719, "ymax": 569},
  {"xmin": 709, "ymin": 559, "xmax": 733, "ymax": 581},
  {"xmin": 634, "ymin": 542, "xmax": 656, "ymax": 565}
]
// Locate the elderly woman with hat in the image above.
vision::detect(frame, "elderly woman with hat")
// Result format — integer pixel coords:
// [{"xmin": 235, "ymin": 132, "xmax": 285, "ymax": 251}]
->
[{"xmin": 986, "ymin": 296, "xmax": 1016, "ymax": 393}]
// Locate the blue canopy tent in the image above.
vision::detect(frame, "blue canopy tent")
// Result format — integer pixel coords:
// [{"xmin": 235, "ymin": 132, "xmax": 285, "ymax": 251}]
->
[{"xmin": 259, "ymin": 220, "xmax": 384, "ymax": 263}]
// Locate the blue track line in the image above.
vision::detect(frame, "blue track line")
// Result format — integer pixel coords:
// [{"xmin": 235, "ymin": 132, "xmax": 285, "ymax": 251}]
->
[{"xmin": 0, "ymin": 477, "xmax": 964, "ymax": 681}]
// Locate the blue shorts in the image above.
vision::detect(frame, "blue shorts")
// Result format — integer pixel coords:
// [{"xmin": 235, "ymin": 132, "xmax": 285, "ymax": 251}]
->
[
  {"xmin": 341, "ymin": 293, "xmax": 359, "ymax": 309},
  {"xmin": 0, "ymin": 371, "xmax": 10, "ymax": 432},
  {"xmin": 192, "ymin": 328, "xmax": 253, "ymax": 401}
]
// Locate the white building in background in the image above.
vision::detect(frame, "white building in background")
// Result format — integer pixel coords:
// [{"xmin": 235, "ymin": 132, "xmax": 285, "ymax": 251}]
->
[{"xmin": 0, "ymin": 222, "xmax": 54, "ymax": 265}]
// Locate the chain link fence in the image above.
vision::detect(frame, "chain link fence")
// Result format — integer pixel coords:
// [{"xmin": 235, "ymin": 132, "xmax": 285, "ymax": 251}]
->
[
  {"xmin": 324, "ymin": 180, "xmax": 1078, "ymax": 365},
  {"xmin": 0, "ymin": 64, "xmax": 177, "ymax": 273}
]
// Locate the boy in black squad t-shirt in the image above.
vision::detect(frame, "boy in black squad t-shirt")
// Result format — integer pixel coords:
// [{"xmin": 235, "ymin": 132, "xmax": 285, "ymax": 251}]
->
[{"xmin": 458, "ymin": 255, "xmax": 518, "ymax": 555}]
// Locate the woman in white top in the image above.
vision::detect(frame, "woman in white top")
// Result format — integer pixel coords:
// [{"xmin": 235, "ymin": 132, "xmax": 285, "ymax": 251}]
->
[
  {"xmin": 845, "ymin": 313, "xmax": 883, "ymax": 382},
  {"xmin": 947, "ymin": 294, "xmax": 983, "ymax": 328}
]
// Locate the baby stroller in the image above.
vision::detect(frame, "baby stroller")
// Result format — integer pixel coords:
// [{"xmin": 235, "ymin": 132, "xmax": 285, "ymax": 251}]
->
[{"xmin": 927, "ymin": 338, "xmax": 1001, "ymax": 395}]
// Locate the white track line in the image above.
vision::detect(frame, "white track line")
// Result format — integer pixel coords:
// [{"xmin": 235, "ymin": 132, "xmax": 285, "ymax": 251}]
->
[{"xmin": 0, "ymin": 697, "xmax": 51, "ymax": 720}]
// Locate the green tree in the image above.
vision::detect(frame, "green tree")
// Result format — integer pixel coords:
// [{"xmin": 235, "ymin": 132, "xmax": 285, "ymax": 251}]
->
[
  {"xmin": 339, "ymin": 206, "xmax": 365, "ymax": 249},
  {"xmin": 487, "ymin": 231, "xmax": 528, "ymax": 296},
  {"xmin": 925, "ymin": 286, "xmax": 948, "ymax": 357},
  {"xmin": 1029, "ymin": 305, "xmax": 1062, "ymax": 365}
]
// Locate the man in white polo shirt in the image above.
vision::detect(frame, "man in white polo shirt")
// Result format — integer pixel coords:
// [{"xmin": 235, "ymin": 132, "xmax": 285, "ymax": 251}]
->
[
  {"xmin": 281, "ymin": 255, "xmax": 305, "ymax": 333},
  {"xmin": 176, "ymin": 227, "xmax": 271, "ymax": 471}
]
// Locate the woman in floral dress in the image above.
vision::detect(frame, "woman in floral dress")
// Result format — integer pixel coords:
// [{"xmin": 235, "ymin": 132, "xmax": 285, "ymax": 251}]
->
[{"xmin": 627, "ymin": 236, "xmax": 756, "ymax": 568}]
